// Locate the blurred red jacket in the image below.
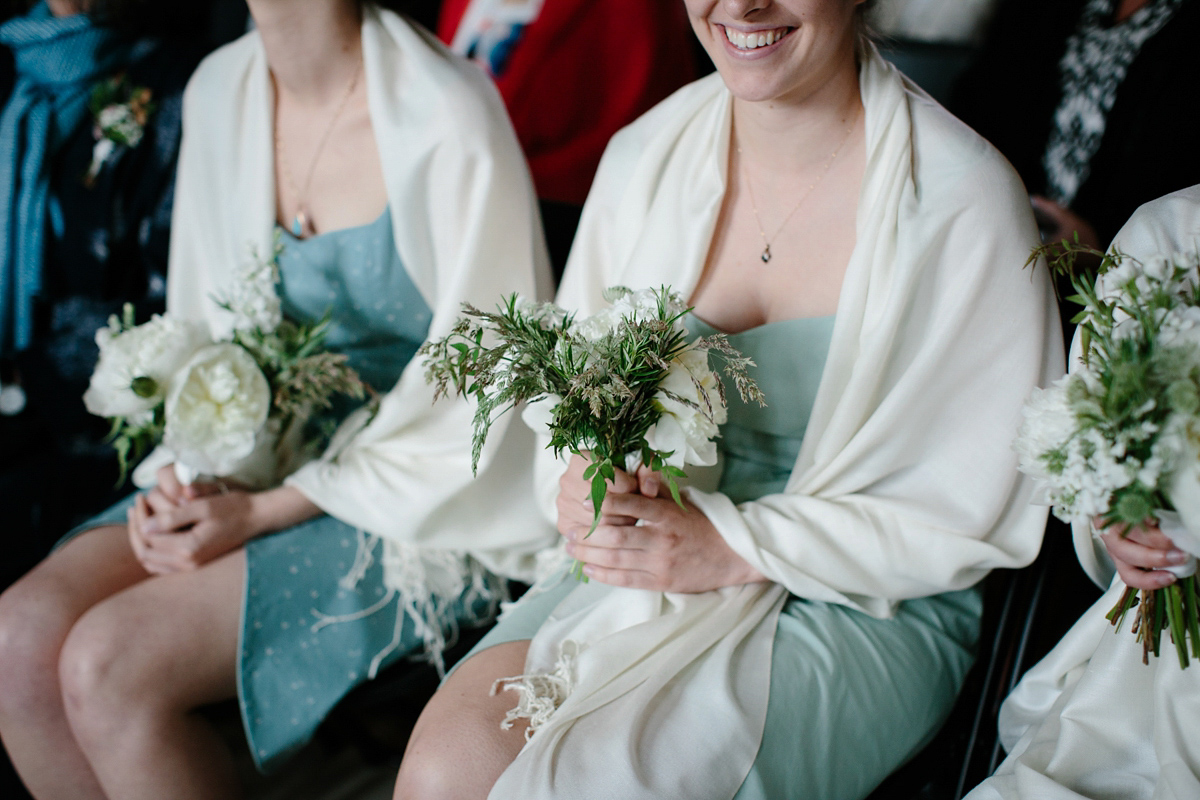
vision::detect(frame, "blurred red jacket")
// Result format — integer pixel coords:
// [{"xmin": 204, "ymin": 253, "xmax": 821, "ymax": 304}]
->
[{"xmin": 438, "ymin": 0, "xmax": 697, "ymax": 206}]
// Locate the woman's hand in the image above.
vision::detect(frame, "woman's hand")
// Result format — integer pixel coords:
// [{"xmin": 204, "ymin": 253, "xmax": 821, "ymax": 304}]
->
[
  {"xmin": 557, "ymin": 456, "xmax": 766, "ymax": 593},
  {"xmin": 127, "ymin": 464, "xmax": 321, "ymax": 574},
  {"xmin": 556, "ymin": 454, "xmax": 645, "ymax": 535},
  {"xmin": 1031, "ymin": 195, "xmax": 1100, "ymax": 250},
  {"xmin": 1097, "ymin": 517, "xmax": 1192, "ymax": 590}
]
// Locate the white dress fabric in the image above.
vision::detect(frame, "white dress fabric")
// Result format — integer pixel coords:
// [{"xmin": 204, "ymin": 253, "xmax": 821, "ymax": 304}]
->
[
  {"xmin": 967, "ymin": 185, "xmax": 1200, "ymax": 800},
  {"xmin": 162, "ymin": 8, "xmax": 556, "ymax": 585},
  {"xmin": 488, "ymin": 52, "xmax": 1061, "ymax": 800}
]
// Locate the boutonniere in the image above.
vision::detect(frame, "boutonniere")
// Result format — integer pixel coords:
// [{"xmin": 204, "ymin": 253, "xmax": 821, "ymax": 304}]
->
[{"xmin": 83, "ymin": 73, "xmax": 155, "ymax": 188}]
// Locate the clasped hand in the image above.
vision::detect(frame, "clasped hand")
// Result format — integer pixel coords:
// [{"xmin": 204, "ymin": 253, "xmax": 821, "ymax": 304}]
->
[
  {"xmin": 556, "ymin": 454, "xmax": 765, "ymax": 593},
  {"xmin": 1097, "ymin": 517, "xmax": 1193, "ymax": 590},
  {"xmin": 125, "ymin": 464, "xmax": 265, "ymax": 574}
]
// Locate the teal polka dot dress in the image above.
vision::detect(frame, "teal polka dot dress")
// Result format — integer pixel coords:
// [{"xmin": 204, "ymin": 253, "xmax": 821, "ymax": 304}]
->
[{"xmin": 67, "ymin": 209, "xmax": 503, "ymax": 772}]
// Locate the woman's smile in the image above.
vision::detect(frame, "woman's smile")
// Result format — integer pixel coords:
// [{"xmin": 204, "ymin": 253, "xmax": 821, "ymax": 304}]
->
[{"xmin": 720, "ymin": 23, "xmax": 796, "ymax": 56}]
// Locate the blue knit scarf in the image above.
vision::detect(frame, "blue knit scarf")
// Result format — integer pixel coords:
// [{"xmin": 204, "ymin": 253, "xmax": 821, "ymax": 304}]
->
[{"xmin": 0, "ymin": 3, "xmax": 128, "ymax": 354}]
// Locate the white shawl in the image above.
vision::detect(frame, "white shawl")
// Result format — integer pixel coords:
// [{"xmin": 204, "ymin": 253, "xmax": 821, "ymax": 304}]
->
[
  {"xmin": 974, "ymin": 185, "xmax": 1200, "ymax": 800},
  {"xmin": 163, "ymin": 10, "xmax": 556, "ymax": 590},
  {"xmin": 491, "ymin": 54, "xmax": 1060, "ymax": 800}
]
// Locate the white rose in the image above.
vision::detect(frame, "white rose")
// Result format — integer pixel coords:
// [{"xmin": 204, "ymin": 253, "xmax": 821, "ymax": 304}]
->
[
  {"xmin": 644, "ymin": 347, "xmax": 727, "ymax": 468},
  {"xmin": 163, "ymin": 344, "xmax": 271, "ymax": 477},
  {"xmin": 84, "ymin": 314, "xmax": 209, "ymax": 418}
]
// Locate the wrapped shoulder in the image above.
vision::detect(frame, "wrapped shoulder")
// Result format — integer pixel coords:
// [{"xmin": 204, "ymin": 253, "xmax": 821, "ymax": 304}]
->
[
  {"xmin": 375, "ymin": 9, "xmax": 518, "ymax": 157},
  {"xmin": 1120, "ymin": 184, "xmax": 1200, "ymax": 245},
  {"xmin": 908, "ymin": 94, "xmax": 1031, "ymax": 224},
  {"xmin": 583, "ymin": 72, "xmax": 726, "ymax": 212},
  {"xmin": 179, "ymin": 30, "xmax": 261, "ymax": 122}
]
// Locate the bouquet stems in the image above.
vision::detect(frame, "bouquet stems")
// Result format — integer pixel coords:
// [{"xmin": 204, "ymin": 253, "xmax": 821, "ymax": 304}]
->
[{"xmin": 1108, "ymin": 576, "xmax": 1200, "ymax": 669}]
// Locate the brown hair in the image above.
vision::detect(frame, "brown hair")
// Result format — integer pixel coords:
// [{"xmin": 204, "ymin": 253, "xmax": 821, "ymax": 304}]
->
[{"xmin": 855, "ymin": 0, "xmax": 879, "ymax": 60}]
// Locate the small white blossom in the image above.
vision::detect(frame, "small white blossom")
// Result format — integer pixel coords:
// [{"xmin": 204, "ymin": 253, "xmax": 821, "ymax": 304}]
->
[
  {"xmin": 1013, "ymin": 375, "xmax": 1076, "ymax": 483},
  {"xmin": 226, "ymin": 253, "xmax": 282, "ymax": 333}
]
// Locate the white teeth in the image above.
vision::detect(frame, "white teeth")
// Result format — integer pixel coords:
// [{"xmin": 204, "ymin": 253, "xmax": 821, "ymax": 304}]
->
[{"xmin": 724, "ymin": 26, "xmax": 787, "ymax": 51}]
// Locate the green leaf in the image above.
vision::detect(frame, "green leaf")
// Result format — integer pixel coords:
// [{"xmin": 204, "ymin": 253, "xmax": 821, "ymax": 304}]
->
[
  {"xmin": 665, "ymin": 473, "xmax": 684, "ymax": 510},
  {"xmin": 588, "ymin": 470, "xmax": 608, "ymax": 537}
]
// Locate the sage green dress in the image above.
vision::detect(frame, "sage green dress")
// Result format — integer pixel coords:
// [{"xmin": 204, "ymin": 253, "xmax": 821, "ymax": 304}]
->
[{"xmin": 470, "ymin": 314, "xmax": 982, "ymax": 800}]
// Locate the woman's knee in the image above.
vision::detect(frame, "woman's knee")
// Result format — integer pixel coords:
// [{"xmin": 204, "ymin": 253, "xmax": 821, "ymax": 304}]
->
[
  {"xmin": 395, "ymin": 642, "xmax": 531, "ymax": 800},
  {"xmin": 0, "ymin": 576, "xmax": 76, "ymax": 720},
  {"xmin": 58, "ymin": 596, "xmax": 154, "ymax": 740}
]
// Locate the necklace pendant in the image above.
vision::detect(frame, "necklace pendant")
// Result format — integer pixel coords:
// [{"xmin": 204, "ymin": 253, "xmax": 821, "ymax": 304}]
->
[
  {"xmin": 761, "ymin": 245, "xmax": 771, "ymax": 264},
  {"xmin": 292, "ymin": 208, "xmax": 311, "ymax": 238}
]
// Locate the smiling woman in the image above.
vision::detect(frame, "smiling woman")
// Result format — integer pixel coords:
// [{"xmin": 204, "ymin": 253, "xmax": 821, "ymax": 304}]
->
[{"xmin": 393, "ymin": 1, "xmax": 1059, "ymax": 799}]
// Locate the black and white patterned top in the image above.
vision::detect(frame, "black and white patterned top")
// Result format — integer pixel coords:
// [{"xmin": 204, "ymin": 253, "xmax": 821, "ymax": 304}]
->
[{"xmin": 1043, "ymin": 0, "xmax": 1183, "ymax": 206}]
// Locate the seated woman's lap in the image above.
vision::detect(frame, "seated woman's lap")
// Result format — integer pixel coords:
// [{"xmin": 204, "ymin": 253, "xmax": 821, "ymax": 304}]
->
[
  {"xmin": 735, "ymin": 588, "xmax": 982, "ymax": 800},
  {"xmin": 449, "ymin": 578, "xmax": 981, "ymax": 800}
]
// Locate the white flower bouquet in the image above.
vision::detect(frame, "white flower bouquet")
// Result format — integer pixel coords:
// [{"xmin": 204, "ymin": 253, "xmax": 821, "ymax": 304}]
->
[
  {"xmin": 420, "ymin": 286, "xmax": 765, "ymax": 580},
  {"xmin": 1015, "ymin": 242, "xmax": 1200, "ymax": 667},
  {"xmin": 84, "ymin": 239, "xmax": 365, "ymax": 489}
]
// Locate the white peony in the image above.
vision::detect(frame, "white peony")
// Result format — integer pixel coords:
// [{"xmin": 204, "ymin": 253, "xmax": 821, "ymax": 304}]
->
[
  {"xmin": 84, "ymin": 314, "xmax": 209, "ymax": 418},
  {"xmin": 643, "ymin": 346, "xmax": 727, "ymax": 468},
  {"xmin": 163, "ymin": 344, "xmax": 271, "ymax": 477}
]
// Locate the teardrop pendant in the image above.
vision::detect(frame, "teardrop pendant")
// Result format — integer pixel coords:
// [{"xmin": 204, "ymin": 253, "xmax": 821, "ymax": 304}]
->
[
  {"xmin": 292, "ymin": 208, "xmax": 310, "ymax": 238},
  {"xmin": 761, "ymin": 244, "xmax": 771, "ymax": 264}
]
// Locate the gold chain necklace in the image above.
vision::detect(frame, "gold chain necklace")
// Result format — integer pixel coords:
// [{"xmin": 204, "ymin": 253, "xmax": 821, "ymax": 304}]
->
[
  {"xmin": 739, "ymin": 109, "xmax": 860, "ymax": 264},
  {"xmin": 275, "ymin": 61, "xmax": 363, "ymax": 239}
]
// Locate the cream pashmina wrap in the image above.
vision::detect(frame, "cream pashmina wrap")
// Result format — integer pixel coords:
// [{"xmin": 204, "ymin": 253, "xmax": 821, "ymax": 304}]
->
[
  {"xmin": 971, "ymin": 185, "xmax": 1200, "ymax": 800},
  {"xmin": 490, "ymin": 53, "xmax": 1060, "ymax": 800},
  {"xmin": 158, "ymin": 9, "xmax": 556, "ymax": 587}
]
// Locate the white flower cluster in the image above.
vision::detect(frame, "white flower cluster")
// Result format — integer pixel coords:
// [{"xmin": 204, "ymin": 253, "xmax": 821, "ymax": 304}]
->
[
  {"xmin": 514, "ymin": 295, "xmax": 567, "ymax": 329},
  {"xmin": 574, "ymin": 287, "xmax": 686, "ymax": 342},
  {"xmin": 97, "ymin": 103, "xmax": 144, "ymax": 147},
  {"xmin": 225, "ymin": 251, "xmax": 283, "ymax": 333},
  {"xmin": 1015, "ymin": 251, "xmax": 1200, "ymax": 532},
  {"xmin": 85, "ymin": 248, "xmax": 295, "ymax": 487},
  {"xmin": 84, "ymin": 313, "xmax": 208, "ymax": 419},
  {"xmin": 645, "ymin": 346, "xmax": 727, "ymax": 469}
]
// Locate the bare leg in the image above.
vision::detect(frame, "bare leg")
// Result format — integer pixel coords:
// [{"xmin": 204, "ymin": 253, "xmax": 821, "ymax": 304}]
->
[
  {"xmin": 59, "ymin": 547, "xmax": 245, "ymax": 800},
  {"xmin": 394, "ymin": 640, "xmax": 532, "ymax": 800},
  {"xmin": 0, "ymin": 525, "xmax": 149, "ymax": 799}
]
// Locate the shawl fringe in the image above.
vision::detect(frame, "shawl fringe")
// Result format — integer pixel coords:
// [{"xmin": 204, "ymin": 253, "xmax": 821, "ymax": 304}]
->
[{"xmin": 310, "ymin": 530, "xmax": 505, "ymax": 678}]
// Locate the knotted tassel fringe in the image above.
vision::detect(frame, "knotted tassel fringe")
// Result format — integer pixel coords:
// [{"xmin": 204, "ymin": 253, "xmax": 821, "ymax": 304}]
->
[
  {"xmin": 491, "ymin": 640, "xmax": 581, "ymax": 740},
  {"xmin": 310, "ymin": 530, "xmax": 504, "ymax": 679}
]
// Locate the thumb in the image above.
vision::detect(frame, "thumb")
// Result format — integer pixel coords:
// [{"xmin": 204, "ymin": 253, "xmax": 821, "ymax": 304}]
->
[{"xmin": 637, "ymin": 465, "xmax": 661, "ymax": 498}]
